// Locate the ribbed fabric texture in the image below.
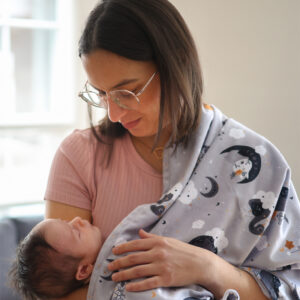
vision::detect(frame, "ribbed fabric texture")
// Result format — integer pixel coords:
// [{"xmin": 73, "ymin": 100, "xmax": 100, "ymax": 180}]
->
[{"xmin": 45, "ymin": 129, "xmax": 162, "ymax": 241}]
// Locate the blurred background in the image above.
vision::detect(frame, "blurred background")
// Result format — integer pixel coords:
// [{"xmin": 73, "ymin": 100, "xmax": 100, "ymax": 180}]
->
[{"xmin": 0, "ymin": 0, "xmax": 299, "ymax": 217}]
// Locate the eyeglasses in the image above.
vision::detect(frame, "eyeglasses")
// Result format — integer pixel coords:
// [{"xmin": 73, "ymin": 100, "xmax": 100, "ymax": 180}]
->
[{"xmin": 78, "ymin": 71, "xmax": 157, "ymax": 110}]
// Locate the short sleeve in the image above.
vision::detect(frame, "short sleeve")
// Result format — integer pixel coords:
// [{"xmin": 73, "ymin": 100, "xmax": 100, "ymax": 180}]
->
[{"xmin": 44, "ymin": 129, "xmax": 97, "ymax": 211}]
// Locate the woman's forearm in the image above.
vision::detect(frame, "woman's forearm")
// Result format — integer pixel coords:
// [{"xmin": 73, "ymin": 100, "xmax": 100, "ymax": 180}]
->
[{"xmin": 201, "ymin": 253, "xmax": 269, "ymax": 300}]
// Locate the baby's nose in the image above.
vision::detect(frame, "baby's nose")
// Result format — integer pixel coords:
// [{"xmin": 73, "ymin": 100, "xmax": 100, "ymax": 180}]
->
[{"xmin": 72, "ymin": 216, "xmax": 85, "ymax": 227}]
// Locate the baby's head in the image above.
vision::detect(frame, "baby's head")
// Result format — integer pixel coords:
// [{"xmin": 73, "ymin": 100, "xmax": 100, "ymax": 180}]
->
[{"xmin": 10, "ymin": 217, "xmax": 102, "ymax": 300}]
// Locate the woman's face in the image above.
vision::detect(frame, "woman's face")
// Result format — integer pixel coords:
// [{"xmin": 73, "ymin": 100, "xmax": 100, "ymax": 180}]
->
[{"xmin": 81, "ymin": 49, "xmax": 162, "ymax": 138}]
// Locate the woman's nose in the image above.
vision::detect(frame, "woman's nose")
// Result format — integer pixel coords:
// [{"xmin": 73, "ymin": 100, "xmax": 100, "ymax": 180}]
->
[{"xmin": 106, "ymin": 96, "xmax": 127, "ymax": 123}]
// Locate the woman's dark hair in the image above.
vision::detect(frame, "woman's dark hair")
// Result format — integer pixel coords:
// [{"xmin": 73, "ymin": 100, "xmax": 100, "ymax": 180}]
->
[
  {"xmin": 9, "ymin": 231, "xmax": 86, "ymax": 300},
  {"xmin": 79, "ymin": 0, "xmax": 203, "ymax": 148}
]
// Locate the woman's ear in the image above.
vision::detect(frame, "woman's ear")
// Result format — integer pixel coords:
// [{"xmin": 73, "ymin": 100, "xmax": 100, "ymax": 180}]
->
[{"xmin": 75, "ymin": 263, "xmax": 94, "ymax": 281}]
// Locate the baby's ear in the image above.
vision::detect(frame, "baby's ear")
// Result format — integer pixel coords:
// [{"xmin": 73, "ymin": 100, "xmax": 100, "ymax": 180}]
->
[{"xmin": 75, "ymin": 263, "xmax": 94, "ymax": 281}]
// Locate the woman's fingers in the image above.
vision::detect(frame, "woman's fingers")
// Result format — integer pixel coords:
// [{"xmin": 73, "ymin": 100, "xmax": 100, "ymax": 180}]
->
[
  {"xmin": 112, "ymin": 263, "xmax": 157, "ymax": 282},
  {"xmin": 125, "ymin": 276, "xmax": 160, "ymax": 292},
  {"xmin": 138, "ymin": 228, "xmax": 156, "ymax": 238},
  {"xmin": 109, "ymin": 239, "xmax": 170, "ymax": 271},
  {"xmin": 112, "ymin": 231, "xmax": 161, "ymax": 255},
  {"xmin": 108, "ymin": 250, "xmax": 153, "ymax": 271},
  {"xmin": 108, "ymin": 231, "xmax": 216, "ymax": 292}
]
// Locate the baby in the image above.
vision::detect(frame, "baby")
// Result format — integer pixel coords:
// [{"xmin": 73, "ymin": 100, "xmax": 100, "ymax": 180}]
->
[{"xmin": 10, "ymin": 216, "xmax": 102, "ymax": 299}]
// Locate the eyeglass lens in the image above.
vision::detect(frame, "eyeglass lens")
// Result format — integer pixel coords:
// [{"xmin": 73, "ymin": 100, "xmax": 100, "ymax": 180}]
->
[{"xmin": 81, "ymin": 89, "xmax": 139, "ymax": 109}]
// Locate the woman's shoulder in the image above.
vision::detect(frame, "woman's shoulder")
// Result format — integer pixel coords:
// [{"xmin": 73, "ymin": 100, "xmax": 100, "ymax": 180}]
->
[
  {"xmin": 61, "ymin": 128, "xmax": 97, "ymax": 148},
  {"xmin": 58, "ymin": 127, "xmax": 129, "ymax": 162}
]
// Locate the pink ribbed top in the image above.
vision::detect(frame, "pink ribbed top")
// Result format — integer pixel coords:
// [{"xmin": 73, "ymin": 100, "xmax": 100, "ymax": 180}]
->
[{"xmin": 44, "ymin": 129, "xmax": 163, "ymax": 241}]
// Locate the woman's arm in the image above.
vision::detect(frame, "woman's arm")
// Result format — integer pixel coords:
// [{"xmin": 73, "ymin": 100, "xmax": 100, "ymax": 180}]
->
[
  {"xmin": 108, "ymin": 229, "xmax": 269, "ymax": 300},
  {"xmin": 45, "ymin": 200, "xmax": 92, "ymax": 222},
  {"xmin": 204, "ymin": 248, "xmax": 269, "ymax": 300}
]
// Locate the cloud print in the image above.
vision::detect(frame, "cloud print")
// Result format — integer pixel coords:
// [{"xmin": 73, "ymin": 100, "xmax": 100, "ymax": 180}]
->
[
  {"xmin": 229, "ymin": 128, "xmax": 245, "ymax": 139},
  {"xmin": 192, "ymin": 219, "xmax": 205, "ymax": 229},
  {"xmin": 206, "ymin": 227, "xmax": 228, "ymax": 252},
  {"xmin": 179, "ymin": 180, "xmax": 198, "ymax": 205},
  {"xmin": 255, "ymin": 145, "xmax": 267, "ymax": 156},
  {"xmin": 253, "ymin": 191, "xmax": 276, "ymax": 210},
  {"xmin": 169, "ymin": 182, "xmax": 183, "ymax": 198}
]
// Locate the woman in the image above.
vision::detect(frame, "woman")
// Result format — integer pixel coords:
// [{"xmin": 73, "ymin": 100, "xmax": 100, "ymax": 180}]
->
[{"xmin": 45, "ymin": 0, "xmax": 300, "ymax": 299}]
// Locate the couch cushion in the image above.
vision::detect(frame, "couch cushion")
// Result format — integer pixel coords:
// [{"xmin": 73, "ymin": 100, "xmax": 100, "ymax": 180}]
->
[
  {"xmin": 11, "ymin": 215, "xmax": 43, "ymax": 243},
  {"xmin": 0, "ymin": 218, "xmax": 19, "ymax": 300},
  {"xmin": 0, "ymin": 215, "xmax": 43, "ymax": 300}
]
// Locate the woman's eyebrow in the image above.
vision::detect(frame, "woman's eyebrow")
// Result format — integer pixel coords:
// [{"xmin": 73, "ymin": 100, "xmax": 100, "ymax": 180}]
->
[
  {"xmin": 111, "ymin": 78, "xmax": 138, "ymax": 89},
  {"xmin": 90, "ymin": 78, "xmax": 139, "ymax": 91}
]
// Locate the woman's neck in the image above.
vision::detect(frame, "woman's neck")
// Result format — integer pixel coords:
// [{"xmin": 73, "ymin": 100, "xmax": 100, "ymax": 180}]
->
[{"xmin": 130, "ymin": 128, "xmax": 171, "ymax": 173}]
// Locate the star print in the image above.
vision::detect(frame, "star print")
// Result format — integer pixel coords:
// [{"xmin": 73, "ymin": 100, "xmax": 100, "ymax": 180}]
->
[{"xmin": 285, "ymin": 240, "xmax": 295, "ymax": 250}]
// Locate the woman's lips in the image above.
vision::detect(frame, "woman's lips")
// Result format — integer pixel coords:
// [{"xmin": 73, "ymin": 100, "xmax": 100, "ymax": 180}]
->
[{"xmin": 122, "ymin": 118, "xmax": 141, "ymax": 129}]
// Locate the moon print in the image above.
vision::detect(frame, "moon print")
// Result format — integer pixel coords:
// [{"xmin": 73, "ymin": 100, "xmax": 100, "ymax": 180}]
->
[
  {"xmin": 220, "ymin": 145, "xmax": 261, "ymax": 183},
  {"xmin": 200, "ymin": 176, "xmax": 219, "ymax": 198}
]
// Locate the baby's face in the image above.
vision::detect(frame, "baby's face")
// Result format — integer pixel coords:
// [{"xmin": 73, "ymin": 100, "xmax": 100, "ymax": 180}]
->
[{"xmin": 35, "ymin": 217, "xmax": 102, "ymax": 264}]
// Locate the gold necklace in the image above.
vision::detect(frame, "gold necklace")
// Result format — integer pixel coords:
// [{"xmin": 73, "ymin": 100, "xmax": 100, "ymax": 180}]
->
[{"xmin": 132, "ymin": 137, "xmax": 164, "ymax": 160}]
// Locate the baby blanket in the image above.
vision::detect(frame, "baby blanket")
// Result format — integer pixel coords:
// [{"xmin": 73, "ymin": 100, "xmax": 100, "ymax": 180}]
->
[{"xmin": 88, "ymin": 105, "xmax": 300, "ymax": 300}]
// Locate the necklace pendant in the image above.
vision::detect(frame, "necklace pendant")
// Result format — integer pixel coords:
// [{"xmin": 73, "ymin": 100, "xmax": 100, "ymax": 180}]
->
[{"xmin": 153, "ymin": 147, "xmax": 164, "ymax": 160}]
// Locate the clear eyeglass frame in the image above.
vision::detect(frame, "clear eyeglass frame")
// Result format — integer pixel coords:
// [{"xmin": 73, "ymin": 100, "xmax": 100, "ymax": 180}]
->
[{"xmin": 78, "ymin": 71, "xmax": 157, "ymax": 110}]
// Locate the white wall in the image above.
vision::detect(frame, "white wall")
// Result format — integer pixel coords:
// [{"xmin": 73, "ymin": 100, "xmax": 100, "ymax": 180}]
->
[
  {"xmin": 170, "ymin": 0, "xmax": 300, "ymax": 190},
  {"xmin": 75, "ymin": 0, "xmax": 300, "ymax": 189}
]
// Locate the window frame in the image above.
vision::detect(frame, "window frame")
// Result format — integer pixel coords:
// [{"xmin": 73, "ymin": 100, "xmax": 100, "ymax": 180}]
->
[{"xmin": 0, "ymin": 0, "xmax": 75, "ymax": 127}]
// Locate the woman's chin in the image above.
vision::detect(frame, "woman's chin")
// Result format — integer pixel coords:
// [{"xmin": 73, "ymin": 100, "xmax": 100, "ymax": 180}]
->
[{"xmin": 127, "ymin": 126, "xmax": 158, "ymax": 138}]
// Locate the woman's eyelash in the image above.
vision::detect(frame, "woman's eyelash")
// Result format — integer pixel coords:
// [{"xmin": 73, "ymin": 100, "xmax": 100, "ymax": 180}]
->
[{"xmin": 98, "ymin": 87, "xmax": 138, "ymax": 94}]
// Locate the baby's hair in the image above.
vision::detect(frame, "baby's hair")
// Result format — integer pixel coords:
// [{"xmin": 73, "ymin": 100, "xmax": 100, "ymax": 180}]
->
[{"xmin": 10, "ymin": 228, "xmax": 86, "ymax": 299}]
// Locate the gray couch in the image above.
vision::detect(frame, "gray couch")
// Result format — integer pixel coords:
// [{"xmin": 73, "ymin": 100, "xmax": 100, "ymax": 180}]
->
[{"xmin": 0, "ymin": 215, "xmax": 43, "ymax": 300}]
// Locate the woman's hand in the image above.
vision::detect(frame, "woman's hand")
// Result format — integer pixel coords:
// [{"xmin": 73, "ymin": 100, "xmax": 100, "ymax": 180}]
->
[
  {"xmin": 108, "ymin": 229, "xmax": 269, "ymax": 300},
  {"xmin": 107, "ymin": 229, "xmax": 214, "ymax": 292}
]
